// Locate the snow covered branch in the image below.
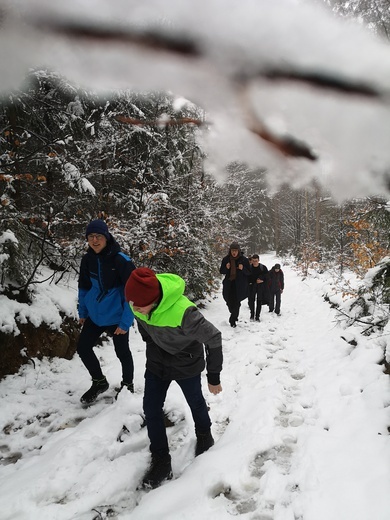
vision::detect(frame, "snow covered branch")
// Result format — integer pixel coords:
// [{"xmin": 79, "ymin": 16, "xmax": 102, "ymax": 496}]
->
[{"xmin": 2, "ymin": 0, "xmax": 390, "ymax": 199}]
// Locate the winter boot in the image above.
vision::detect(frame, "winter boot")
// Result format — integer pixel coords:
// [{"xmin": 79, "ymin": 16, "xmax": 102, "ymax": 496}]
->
[
  {"xmin": 229, "ymin": 314, "xmax": 238, "ymax": 328},
  {"xmin": 114, "ymin": 381, "xmax": 134, "ymax": 400},
  {"xmin": 80, "ymin": 377, "xmax": 109, "ymax": 404},
  {"xmin": 195, "ymin": 430, "xmax": 214, "ymax": 457},
  {"xmin": 142, "ymin": 454, "xmax": 173, "ymax": 489}
]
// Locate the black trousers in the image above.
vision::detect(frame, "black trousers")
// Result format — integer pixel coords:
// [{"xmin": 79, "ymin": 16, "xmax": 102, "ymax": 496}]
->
[
  {"xmin": 248, "ymin": 284, "xmax": 264, "ymax": 319},
  {"xmin": 77, "ymin": 318, "xmax": 134, "ymax": 383},
  {"xmin": 227, "ymin": 285, "xmax": 241, "ymax": 325},
  {"xmin": 269, "ymin": 290, "xmax": 281, "ymax": 314}
]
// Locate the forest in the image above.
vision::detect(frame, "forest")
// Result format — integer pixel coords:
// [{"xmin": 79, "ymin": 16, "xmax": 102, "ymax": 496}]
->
[{"xmin": 0, "ymin": 0, "xmax": 390, "ymax": 375}]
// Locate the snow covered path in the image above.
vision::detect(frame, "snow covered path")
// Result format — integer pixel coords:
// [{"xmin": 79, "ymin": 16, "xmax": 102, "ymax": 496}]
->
[{"xmin": 0, "ymin": 255, "xmax": 389, "ymax": 519}]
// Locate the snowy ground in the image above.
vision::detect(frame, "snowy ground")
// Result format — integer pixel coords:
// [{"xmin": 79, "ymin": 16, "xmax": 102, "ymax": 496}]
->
[{"xmin": 0, "ymin": 254, "xmax": 389, "ymax": 520}]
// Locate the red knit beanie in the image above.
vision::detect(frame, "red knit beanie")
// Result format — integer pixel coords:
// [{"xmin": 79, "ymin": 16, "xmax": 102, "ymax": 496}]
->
[{"xmin": 125, "ymin": 267, "xmax": 161, "ymax": 307}]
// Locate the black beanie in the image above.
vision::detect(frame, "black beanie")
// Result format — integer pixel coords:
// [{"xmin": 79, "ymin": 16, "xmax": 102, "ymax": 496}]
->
[
  {"xmin": 230, "ymin": 242, "xmax": 240, "ymax": 250},
  {"xmin": 85, "ymin": 220, "xmax": 110, "ymax": 240}
]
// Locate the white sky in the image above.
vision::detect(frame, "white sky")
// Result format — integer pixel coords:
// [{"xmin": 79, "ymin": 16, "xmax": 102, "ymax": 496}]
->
[{"xmin": 0, "ymin": 253, "xmax": 389, "ymax": 520}]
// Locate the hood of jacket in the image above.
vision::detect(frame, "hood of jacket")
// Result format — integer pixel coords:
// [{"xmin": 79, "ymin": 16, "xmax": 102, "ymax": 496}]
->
[{"xmin": 134, "ymin": 273, "xmax": 195, "ymax": 327}]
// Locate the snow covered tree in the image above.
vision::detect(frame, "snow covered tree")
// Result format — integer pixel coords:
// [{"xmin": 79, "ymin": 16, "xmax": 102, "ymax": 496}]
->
[
  {"xmin": 0, "ymin": 71, "xmax": 223, "ymax": 300},
  {"xmin": 0, "ymin": 70, "xmax": 98, "ymax": 293},
  {"xmin": 343, "ymin": 197, "xmax": 390, "ymax": 276},
  {"xmin": 215, "ymin": 163, "xmax": 272, "ymax": 256},
  {"xmin": 326, "ymin": 0, "xmax": 390, "ymax": 40}
]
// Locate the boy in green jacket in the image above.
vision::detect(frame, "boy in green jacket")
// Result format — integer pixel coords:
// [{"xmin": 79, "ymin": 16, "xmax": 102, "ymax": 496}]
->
[{"xmin": 125, "ymin": 267, "xmax": 223, "ymax": 489}]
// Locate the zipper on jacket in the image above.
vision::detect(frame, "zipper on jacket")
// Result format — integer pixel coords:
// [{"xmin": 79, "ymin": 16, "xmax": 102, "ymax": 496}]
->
[{"xmin": 96, "ymin": 257, "xmax": 106, "ymax": 302}]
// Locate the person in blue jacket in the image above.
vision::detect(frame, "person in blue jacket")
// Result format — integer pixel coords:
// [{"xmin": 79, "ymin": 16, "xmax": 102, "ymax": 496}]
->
[{"xmin": 77, "ymin": 219, "xmax": 136, "ymax": 404}]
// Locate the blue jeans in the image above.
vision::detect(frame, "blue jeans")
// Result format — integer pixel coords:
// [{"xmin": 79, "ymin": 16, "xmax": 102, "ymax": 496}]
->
[{"xmin": 143, "ymin": 369, "xmax": 212, "ymax": 457}]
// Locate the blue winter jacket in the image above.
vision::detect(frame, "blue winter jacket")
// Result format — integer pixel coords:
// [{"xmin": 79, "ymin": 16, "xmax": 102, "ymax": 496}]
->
[{"xmin": 78, "ymin": 236, "xmax": 135, "ymax": 330}]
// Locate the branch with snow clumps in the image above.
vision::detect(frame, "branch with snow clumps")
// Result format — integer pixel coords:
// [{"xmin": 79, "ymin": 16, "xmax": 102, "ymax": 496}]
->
[{"xmin": 2, "ymin": 0, "xmax": 390, "ymax": 200}]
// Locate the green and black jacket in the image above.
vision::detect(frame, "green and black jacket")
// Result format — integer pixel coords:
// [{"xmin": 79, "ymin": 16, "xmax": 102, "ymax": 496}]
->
[{"xmin": 132, "ymin": 273, "xmax": 222, "ymax": 385}]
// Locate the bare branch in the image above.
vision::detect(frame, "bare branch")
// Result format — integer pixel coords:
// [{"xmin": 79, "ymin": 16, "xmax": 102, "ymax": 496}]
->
[
  {"xmin": 115, "ymin": 116, "xmax": 205, "ymax": 126},
  {"xmin": 30, "ymin": 18, "xmax": 383, "ymax": 100},
  {"xmin": 28, "ymin": 17, "xmax": 200, "ymax": 57},
  {"xmin": 249, "ymin": 123, "xmax": 318, "ymax": 161},
  {"xmin": 244, "ymin": 69, "xmax": 382, "ymax": 98}
]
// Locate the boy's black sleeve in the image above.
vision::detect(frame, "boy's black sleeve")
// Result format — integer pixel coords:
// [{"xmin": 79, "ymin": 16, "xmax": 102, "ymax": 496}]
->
[
  {"xmin": 115, "ymin": 254, "xmax": 136, "ymax": 286},
  {"xmin": 219, "ymin": 257, "xmax": 229, "ymax": 275},
  {"xmin": 182, "ymin": 307, "xmax": 223, "ymax": 385},
  {"xmin": 78, "ymin": 255, "xmax": 92, "ymax": 290}
]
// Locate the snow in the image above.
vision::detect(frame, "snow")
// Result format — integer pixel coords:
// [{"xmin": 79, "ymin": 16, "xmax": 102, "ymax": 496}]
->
[
  {"xmin": 0, "ymin": 268, "xmax": 78, "ymax": 334},
  {"xmin": 0, "ymin": 230, "xmax": 18, "ymax": 245},
  {"xmin": 63, "ymin": 164, "xmax": 96, "ymax": 194},
  {"xmin": 0, "ymin": 253, "xmax": 389, "ymax": 520}
]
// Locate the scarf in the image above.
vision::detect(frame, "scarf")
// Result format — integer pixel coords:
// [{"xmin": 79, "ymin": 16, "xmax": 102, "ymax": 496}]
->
[{"xmin": 229, "ymin": 255, "xmax": 237, "ymax": 281}]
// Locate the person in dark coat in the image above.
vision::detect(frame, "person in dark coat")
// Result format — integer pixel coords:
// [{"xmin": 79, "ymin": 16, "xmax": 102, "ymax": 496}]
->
[
  {"xmin": 248, "ymin": 254, "xmax": 269, "ymax": 322},
  {"xmin": 125, "ymin": 267, "xmax": 223, "ymax": 489},
  {"xmin": 77, "ymin": 219, "xmax": 136, "ymax": 404},
  {"xmin": 219, "ymin": 242, "xmax": 251, "ymax": 327},
  {"xmin": 268, "ymin": 263, "xmax": 284, "ymax": 316}
]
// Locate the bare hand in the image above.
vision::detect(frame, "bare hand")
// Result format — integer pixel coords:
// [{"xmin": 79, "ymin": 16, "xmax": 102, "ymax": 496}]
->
[
  {"xmin": 114, "ymin": 327, "xmax": 127, "ymax": 335},
  {"xmin": 256, "ymin": 278, "xmax": 263, "ymax": 283},
  {"xmin": 226, "ymin": 262, "xmax": 231, "ymax": 269},
  {"xmin": 238, "ymin": 264, "xmax": 243, "ymax": 270},
  {"xmin": 208, "ymin": 383, "xmax": 222, "ymax": 395}
]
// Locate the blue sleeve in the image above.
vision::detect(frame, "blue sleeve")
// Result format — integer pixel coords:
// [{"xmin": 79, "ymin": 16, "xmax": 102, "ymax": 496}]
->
[
  {"xmin": 116, "ymin": 253, "xmax": 136, "ymax": 330},
  {"xmin": 118, "ymin": 294, "xmax": 134, "ymax": 331}
]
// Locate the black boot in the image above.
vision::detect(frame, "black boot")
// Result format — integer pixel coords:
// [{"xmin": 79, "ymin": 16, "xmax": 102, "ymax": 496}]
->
[
  {"xmin": 142, "ymin": 454, "xmax": 173, "ymax": 489},
  {"xmin": 229, "ymin": 316, "xmax": 237, "ymax": 328},
  {"xmin": 195, "ymin": 430, "xmax": 214, "ymax": 456},
  {"xmin": 80, "ymin": 377, "xmax": 109, "ymax": 404},
  {"xmin": 114, "ymin": 381, "xmax": 134, "ymax": 400}
]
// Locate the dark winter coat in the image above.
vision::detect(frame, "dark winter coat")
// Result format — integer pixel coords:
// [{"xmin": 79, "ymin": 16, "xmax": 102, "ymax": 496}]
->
[
  {"xmin": 219, "ymin": 252, "xmax": 251, "ymax": 302},
  {"xmin": 133, "ymin": 273, "xmax": 222, "ymax": 385},
  {"xmin": 249, "ymin": 263, "xmax": 270, "ymax": 304},
  {"xmin": 78, "ymin": 236, "xmax": 135, "ymax": 330},
  {"xmin": 269, "ymin": 267, "xmax": 284, "ymax": 293}
]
